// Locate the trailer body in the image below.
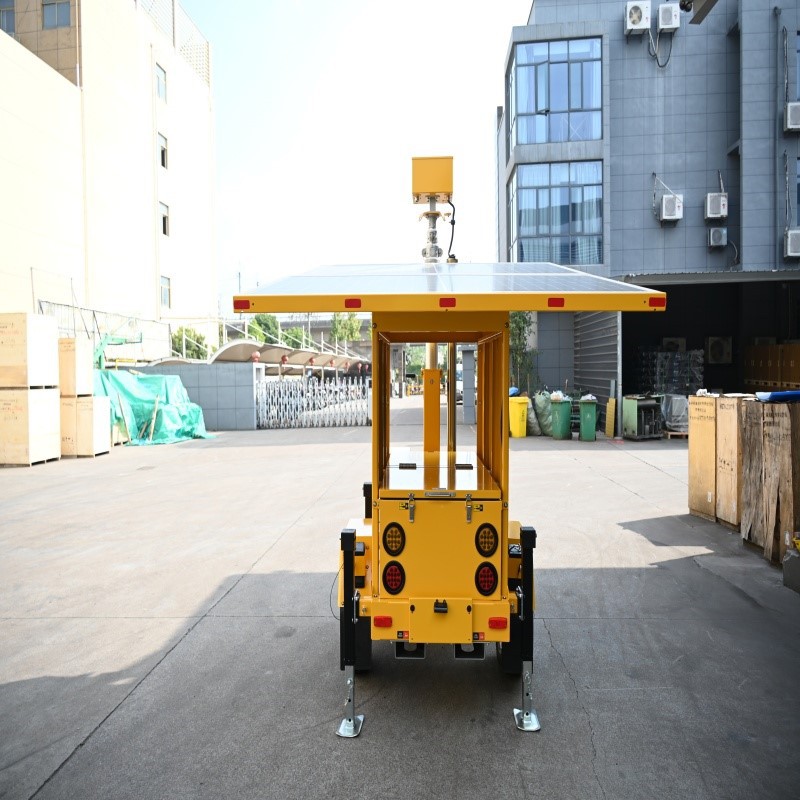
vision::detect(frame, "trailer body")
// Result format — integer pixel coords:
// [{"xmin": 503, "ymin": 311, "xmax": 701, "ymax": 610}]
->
[{"xmin": 234, "ymin": 260, "xmax": 666, "ymax": 735}]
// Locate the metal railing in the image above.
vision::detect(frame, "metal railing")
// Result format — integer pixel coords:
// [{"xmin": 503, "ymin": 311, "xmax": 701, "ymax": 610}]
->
[
  {"xmin": 38, "ymin": 300, "xmax": 170, "ymax": 362},
  {"xmin": 256, "ymin": 377, "xmax": 370, "ymax": 430}
]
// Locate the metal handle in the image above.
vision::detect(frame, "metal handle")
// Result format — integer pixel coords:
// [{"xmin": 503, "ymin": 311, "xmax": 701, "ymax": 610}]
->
[{"xmin": 424, "ymin": 490, "xmax": 456, "ymax": 497}]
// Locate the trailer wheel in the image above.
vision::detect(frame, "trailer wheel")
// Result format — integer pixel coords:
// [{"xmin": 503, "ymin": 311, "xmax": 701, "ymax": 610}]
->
[
  {"xmin": 496, "ymin": 613, "xmax": 522, "ymax": 675},
  {"xmin": 355, "ymin": 617, "xmax": 372, "ymax": 673}
]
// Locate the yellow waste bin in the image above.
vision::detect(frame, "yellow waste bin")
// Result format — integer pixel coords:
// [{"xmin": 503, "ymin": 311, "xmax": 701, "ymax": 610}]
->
[{"xmin": 509, "ymin": 397, "xmax": 528, "ymax": 438}]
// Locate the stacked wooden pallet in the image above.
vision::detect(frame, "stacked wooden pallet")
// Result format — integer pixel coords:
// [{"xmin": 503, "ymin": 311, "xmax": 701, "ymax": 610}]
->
[
  {"xmin": 58, "ymin": 337, "xmax": 110, "ymax": 458},
  {"xmin": 689, "ymin": 395, "xmax": 800, "ymax": 565},
  {"xmin": 743, "ymin": 343, "xmax": 800, "ymax": 392},
  {"xmin": 0, "ymin": 313, "xmax": 61, "ymax": 466}
]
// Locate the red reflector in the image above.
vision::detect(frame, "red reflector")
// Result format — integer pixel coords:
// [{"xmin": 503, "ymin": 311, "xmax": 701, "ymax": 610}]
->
[
  {"xmin": 649, "ymin": 296, "xmax": 667, "ymax": 308},
  {"xmin": 233, "ymin": 299, "xmax": 250, "ymax": 310},
  {"xmin": 374, "ymin": 616, "xmax": 392, "ymax": 628},
  {"xmin": 547, "ymin": 297, "xmax": 565, "ymax": 308},
  {"xmin": 344, "ymin": 298, "xmax": 362, "ymax": 309},
  {"xmin": 439, "ymin": 297, "xmax": 456, "ymax": 308},
  {"xmin": 488, "ymin": 617, "xmax": 508, "ymax": 630}
]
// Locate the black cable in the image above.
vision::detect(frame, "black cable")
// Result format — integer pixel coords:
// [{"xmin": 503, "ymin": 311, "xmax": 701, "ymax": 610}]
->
[
  {"xmin": 447, "ymin": 200, "xmax": 456, "ymax": 260},
  {"xmin": 329, "ymin": 564, "xmax": 343, "ymax": 621},
  {"xmin": 655, "ymin": 31, "xmax": 674, "ymax": 69}
]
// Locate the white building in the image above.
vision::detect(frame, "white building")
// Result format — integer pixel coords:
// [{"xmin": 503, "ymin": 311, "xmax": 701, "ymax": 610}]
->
[{"xmin": 0, "ymin": 0, "xmax": 217, "ymax": 358}]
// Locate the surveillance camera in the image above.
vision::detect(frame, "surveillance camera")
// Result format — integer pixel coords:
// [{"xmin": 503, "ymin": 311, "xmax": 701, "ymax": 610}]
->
[{"xmin": 679, "ymin": 0, "xmax": 693, "ymax": 11}]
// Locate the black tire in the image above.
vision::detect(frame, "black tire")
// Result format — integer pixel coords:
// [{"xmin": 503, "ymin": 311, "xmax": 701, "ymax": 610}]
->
[
  {"xmin": 496, "ymin": 613, "xmax": 522, "ymax": 675},
  {"xmin": 355, "ymin": 616, "xmax": 372, "ymax": 673}
]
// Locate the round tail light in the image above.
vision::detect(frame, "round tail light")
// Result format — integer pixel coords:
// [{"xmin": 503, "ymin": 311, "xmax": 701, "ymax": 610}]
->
[
  {"xmin": 383, "ymin": 523, "xmax": 406, "ymax": 556},
  {"xmin": 475, "ymin": 562, "xmax": 498, "ymax": 596},
  {"xmin": 475, "ymin": 523, "xmax": 498, "ymax": 557},
  {"xmin": 383, "ymin": 561, "xmax": 405, "ymax": 595}
]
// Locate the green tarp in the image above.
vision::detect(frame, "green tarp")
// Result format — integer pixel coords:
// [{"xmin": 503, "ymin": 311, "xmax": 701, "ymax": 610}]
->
[{"xmin": 94, "ymin": 370, "xmax": 211, "ymax": 445}]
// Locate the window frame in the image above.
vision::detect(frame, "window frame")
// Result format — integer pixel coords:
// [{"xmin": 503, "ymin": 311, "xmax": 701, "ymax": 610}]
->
[
  {"xmin": 0, "ymin": 0, "xmax": 15, "ymax": 35},
  {"xmin": 42, "ymin": 0, "xmax": 70, "ymax": 30},
  {"xmin": 507, "ymin": 37, "xmax": 602, "ymax": 149},
  {"xmin": 156, "ymin": 63, "xmax": 167, "ymax": 102},
  {"xmin": 508, "ymin": 160, "xmax": 604, "ymax": 267},
  {"xmin": 160, "ymin": 276, "xmax": 171, "ymax": 309},
  {"xmin": 159, "ymin": 202, "xmax": 170, "ymax": 237},
  {"xmin": 158, "ymin": 133, "xmax": 168, "ymax": 170}
]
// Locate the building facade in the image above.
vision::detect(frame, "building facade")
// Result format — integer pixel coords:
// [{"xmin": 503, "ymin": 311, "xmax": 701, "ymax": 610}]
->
[
  {"xmin": 498, "ymin": 0, "xmax": 800, "ymax": 411},
  {"xmin": 0, "ymin": 0, "xmax": 216, "ymax": 358}
]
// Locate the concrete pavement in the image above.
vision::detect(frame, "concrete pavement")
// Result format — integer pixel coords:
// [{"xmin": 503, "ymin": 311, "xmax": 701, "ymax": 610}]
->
[{"xmin": 1, "ymin": 400, "xmax": 799, "ymax": 799}]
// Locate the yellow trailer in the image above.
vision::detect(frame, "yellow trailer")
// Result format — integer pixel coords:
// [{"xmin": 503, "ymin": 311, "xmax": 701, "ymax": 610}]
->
[{"xmin": 233, "ymin": 164, "xmax": 666, "ymax": 738}]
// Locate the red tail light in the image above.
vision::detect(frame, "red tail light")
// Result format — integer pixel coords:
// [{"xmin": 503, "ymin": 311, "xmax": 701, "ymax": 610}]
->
[
  {"xmin": 475, "ymin": 562, "xmax": 498, "ymax": 596},
  {"xmin": 374, "ymin": 616, "xmax": 393, "ymax": 627},
  {"xmin": 488, "ymin": 616, "xmax": 508, "ymax": 629},
  {"xmin": 382, "ymin": 561, "xmax": 405, "ymax": 595}
]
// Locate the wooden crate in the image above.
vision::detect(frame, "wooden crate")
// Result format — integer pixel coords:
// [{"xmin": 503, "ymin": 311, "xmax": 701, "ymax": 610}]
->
[
  {"xmin": 782, "ymin": 343, "xmax": 800, "ymax": 385},
  {"xmin": 0, "ymin": 313, "xmax": 59, "ymax": 388},
  {"xmin": 58, "ymin": 337, "xmax": 94, "ymax": 396},
  {"xmin": 716, "ymin": 396, "xmax": 743, "ymax": 528},
  {"xmin": 111, "ymin": 420, "xmax": 130, "ymax": 446},
  {"xmin": 688, "ymin": 396, "xmax": 716, "ymax": 521},
  {"xmin": 0, "ymin": 388, "xmax": 60, "ymax": 465},
  {"xmin": 76, "ymin": 396, "xmax": 111, "ymax": 457},
  {"xmin": 60, "ymin": 397, "xmax": 77, "ymax": 457},
  {"xmin": 766, "ymin": 344, "xmax": 783, "ymax": 385},
  {"xmin": 762, "ymin": 404, "xmax": 800, "ymax": 564},
  {"xmin": 741, "ymin": 400, "xmax": 766, "ymax": 550}
]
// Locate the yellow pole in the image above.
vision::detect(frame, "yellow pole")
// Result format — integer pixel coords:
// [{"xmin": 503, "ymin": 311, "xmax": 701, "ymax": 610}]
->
[{"xmin": 423, "ymin": 342, "xmax": 440, "ymax": 453}]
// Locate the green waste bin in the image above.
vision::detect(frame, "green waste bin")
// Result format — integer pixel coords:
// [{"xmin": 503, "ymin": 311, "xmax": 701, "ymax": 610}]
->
[
  {"xmin": 509, "ymin": 397, "xmax": 528, "ymax": 438},
  {"xmin": 579, "ymin": 400, "xmax": 597, "ymax": 442},
  {"xmin": 551, "ymin": 400, "xmax": 572, "ymax": 440}
]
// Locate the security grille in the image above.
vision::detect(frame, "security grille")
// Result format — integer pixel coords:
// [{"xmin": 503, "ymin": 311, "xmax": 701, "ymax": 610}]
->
[{"xmin": 256, "ymin": 377, "xmax": 370, "ymax": 429}]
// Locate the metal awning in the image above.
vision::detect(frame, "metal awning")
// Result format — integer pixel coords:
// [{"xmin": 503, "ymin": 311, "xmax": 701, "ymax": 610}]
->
[{"xmin": 233, "ymin": 262, "xmax": 667, "ymax": 314}]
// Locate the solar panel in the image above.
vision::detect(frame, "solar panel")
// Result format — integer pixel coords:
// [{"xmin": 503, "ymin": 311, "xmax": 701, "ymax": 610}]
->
[{"xmin": 234, "ymin": 262, "xmax": 666, "ymax": 314}]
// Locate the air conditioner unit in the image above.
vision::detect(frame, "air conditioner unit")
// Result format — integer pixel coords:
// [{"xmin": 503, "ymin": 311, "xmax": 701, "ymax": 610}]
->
[
  {"xmin": 659, "ymin": 193, "xmax": 683, "ymax": 222},
  {"xmin": 706, "ymin": 337, "xmax": 732, "ymax": 365},
  {"xmin": 704, "ymin": 192, "xmax": 728, "ymax": 220},
  {"xmin": 658, "ymin": 3, "xmax": 681, "ymax": 32},
  {"xmin": 784, "ymin": 102, "xmax": 800, "ymax": 132},
  {"xmin": 784, "ymin": 228, "xmax": 800, "ymax": 258},
  {"xmin": 708, "ymin": 227, "xmax": 727, "ymax": 248},
  {"xmin": 625, "ymin": 1, "xmax": 651, "ymax": 35}
]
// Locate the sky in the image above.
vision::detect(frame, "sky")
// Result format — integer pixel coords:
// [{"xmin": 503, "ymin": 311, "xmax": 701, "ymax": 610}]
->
[{"xmin": 178, "ymin": 0, "xmax": 533, "ymax": 309}]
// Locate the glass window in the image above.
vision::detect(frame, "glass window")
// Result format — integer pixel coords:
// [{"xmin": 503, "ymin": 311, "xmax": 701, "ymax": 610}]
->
[
  {"xmin": 160, "ymin": 276, "xmax": 171, "ymax": 308},
  {"xmin": 509, "ymin": 160, "xmax": 603, "ymax": 267},
  {"xmin": 0, "ymin": 0, "xmax": 15, "ymax": 35},
  {"xmin": 159, "ymin": 202, "xmax": 169, "ymax": 236},
  {"xmin": 43, "ymin": 0, "xmax": 69, "ymax": 29},
  {"xmin": 158, "ymin": 134, "xmax": 168, "ymax": 169},
  {"xmin": 507, "ymin": 37, "xmax": 602, "ymax": 148},
  {"xmin": 156, "ymin": 64, "xmax": 167, "ymax": 101}
]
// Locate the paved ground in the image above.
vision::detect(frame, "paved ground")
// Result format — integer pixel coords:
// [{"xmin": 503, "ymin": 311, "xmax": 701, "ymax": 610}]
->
[{"xmin": 1, "ymin": 398, "xmax": 799, "ymax": 799}]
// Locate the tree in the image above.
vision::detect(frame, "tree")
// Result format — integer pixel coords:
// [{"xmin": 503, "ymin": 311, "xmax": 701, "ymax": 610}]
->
[
  {"xmin": 172, "ymin": 326, "xmax": 209, "ymax": 360},
  {"xmin": 252, "ymin": 313, "xmax": 279, "ymax": 343},
  {"xmin": 282, "ymin": 325, "xmax": 306, "ymax": 348},
  {"xmin": 509, "ymin": 311, "xmax": 539, "ymax": 392},
  {"xmin": 330, "ymin": 312, "xmax": 362, "ymax": 344}
]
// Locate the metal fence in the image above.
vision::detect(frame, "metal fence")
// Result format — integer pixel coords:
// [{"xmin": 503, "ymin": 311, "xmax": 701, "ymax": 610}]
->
[{"xmin": 256, "ymin": 378, "xmax": 370, "ymax": 430}]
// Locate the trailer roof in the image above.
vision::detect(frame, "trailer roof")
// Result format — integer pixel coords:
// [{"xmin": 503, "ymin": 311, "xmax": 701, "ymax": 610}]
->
[{"xmin": 233, "ymin": 262, "xmax": 667, "ymax": 314}]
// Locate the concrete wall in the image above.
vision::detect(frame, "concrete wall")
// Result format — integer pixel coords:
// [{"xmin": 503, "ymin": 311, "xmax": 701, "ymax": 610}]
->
[
  {"xmin": 139, "ymin": 362, "xmax": 264, "ymax": 431},
  {"xmin": 0, "ymin": 33, "xmax": 84, "ymax": 314}
]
